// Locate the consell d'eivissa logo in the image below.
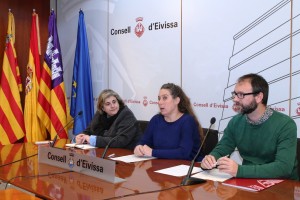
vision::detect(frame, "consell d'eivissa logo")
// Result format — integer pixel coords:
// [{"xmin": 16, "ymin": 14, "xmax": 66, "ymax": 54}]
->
[
  {"xmin": 123, "ymin": 97, "xmax": 158, "ymax": 107},
  {"xmin": 110, "ymin": 17, "xmax": 179, "ymax": 37}
]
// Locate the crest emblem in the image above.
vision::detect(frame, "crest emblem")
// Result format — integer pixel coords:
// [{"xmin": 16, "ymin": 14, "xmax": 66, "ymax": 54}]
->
[
  {"xmin": 143, "ymin": 96, "xmax": 148, "ymax": 107},
  {"xmin": 296, "ymin": 103, "xmax": 300, "ymax": 115},
  {"xmin": 135, "ymin": 17, "xmax": 145, "ymax": 37},
  {"xmin": 68, "ymin": 152, "xmax": 75, "ymax": 169}
]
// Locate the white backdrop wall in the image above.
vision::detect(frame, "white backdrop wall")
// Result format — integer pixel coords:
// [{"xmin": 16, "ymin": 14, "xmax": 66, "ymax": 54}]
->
[
  {"xmin": 108, "ymin": 0, "xmax": 182, "ymax": 120},
  {"xmin": 56, "ymin": 0, "xmax": 300, "ymax": 137}
]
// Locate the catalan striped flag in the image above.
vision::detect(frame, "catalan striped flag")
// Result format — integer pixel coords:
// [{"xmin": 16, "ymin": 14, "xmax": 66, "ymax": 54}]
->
[
  {"xmin": 0, "ymin": 143, "xmax": 24, "ymax": 178},
  {"xmin": 0, "ymin": 11, "xmax": 25, "ymax": 145},
  {"xmin": 37, "ymin": 10, "xmax": 72, "ymax": 140},
  {"xmin": 24, "ymin": 11, "xmax": 47, "ymax": 142}
]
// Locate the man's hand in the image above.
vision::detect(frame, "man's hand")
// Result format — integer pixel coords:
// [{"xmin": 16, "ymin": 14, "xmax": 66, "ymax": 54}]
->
[
  {"xmin": 216, "ymin": 157, "xmax": 238, "ymax": 177},
  {"xmin": 201, "ymin": 155, "xmax": 217, "ymax": 169}
]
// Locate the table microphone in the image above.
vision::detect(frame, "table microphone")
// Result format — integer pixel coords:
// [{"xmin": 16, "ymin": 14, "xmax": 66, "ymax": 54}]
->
[
  {"xmin": 181, "ymin": 117, "xmax": 216, "ymax": 186},
  {"xmin": 50, "ymin": 111, "xmax": 83, "ymax": 147},
  {"xmin": 101, "ymin": 122, "xmax": 136, "ymax": 158}
]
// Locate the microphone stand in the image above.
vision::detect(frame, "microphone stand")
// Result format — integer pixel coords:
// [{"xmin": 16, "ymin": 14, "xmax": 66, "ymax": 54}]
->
[
  {"xmin": 50, "ymin": 111, "xmax": 83, "ymax": 147},
  {"xmin": 181, "ymin": 117, "xmax": 216, "ymax": 186},
  {"xmin": 101, "ymin": 122, "xmax": 136, "ymax": 158},
  {"xmin": 101, "ymin": 136, "xmax": 117, "ymax": 159}
]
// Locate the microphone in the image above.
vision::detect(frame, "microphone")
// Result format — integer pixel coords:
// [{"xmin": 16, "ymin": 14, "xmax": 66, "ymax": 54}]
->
[
  {"xmin": 50, "ymin": 111, "xmax": 83, "ymax": 147},
  {"xmin": 181, "ymin": 117, "xmax": 216, "ymax": 186},
  {"xmin": 101, "ymin": 122, "xmax": 136, "ymax": 158}
]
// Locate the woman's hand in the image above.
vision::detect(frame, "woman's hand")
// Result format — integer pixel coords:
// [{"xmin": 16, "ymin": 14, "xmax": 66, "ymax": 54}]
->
[
  {"xmin": 75, "ymin": 134, "xmax": 90, "ymax": 144},
  {"xmin": 134, "ymin": 145, "xmax": 153, "ymax": 157},
  {"xmin": 142, "ymin": 145, "xmax": 152, "ymax": 157},
  {"xmin": 134, "ymin": 145, "xmax": 144, "ymax": 156}
]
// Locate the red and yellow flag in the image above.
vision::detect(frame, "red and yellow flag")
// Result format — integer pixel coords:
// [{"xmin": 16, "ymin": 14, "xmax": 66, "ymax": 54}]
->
[
  {"xmin": 24, "ymin": 11, "xmax": 46, "ymax": 142},
  {"xmin": 0, "ymin": 11, "xmax": 25, "ymax": 145},
  {"xmin": 0, "ymin": 143, "xmax": 24, "ymax": 179},
  {"xmin": 37, "ymin": 10, "xmax": 72, "ymax": 139}
]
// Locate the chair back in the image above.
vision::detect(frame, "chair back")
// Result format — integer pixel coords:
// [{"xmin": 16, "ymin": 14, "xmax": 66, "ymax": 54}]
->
[
  {"xmin": 200, "ymin": 128, "xmax": 218, "ymax": 156},
  {"xmin": 297, "ymin": 138, "xmax": 300, "ymax": 178},
  {"xmin": 138, "ymin": 120, "xmax": 149, "ymax": 133}
]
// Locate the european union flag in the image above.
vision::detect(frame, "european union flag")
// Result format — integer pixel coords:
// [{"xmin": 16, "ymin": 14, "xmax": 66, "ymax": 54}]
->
[{"xmin": 71, "ymin": 10, "xmax": 94, "ymax": 135}]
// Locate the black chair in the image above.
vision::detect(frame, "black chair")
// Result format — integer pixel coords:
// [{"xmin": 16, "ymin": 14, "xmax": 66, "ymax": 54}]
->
[
  {"xmin": 297, "ymin": 138, "xmax": 300, "ymax": 178},
  {"xmin": 138, "ymin": 120, "xmax": 149, "ymax": 133},
  {"xmin": 200, "ymin": 128, "xmax": 219, "ymax": 156}
]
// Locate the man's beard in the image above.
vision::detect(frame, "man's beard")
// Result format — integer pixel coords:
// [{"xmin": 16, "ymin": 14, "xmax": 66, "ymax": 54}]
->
[{"xmin": 236, "ymin": 100, "xmax": 258, "ymax": 115}]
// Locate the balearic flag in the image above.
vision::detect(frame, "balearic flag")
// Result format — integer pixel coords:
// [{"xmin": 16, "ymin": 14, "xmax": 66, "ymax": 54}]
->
[
  {"xmin": 24, "ymin": 11, "xmax": 46, "ymax": 142},
  {"xmin": 70, "ymin": 10, "xmax": 94, "ymax": 135},
  {"xmin": 0, "ymin": 11, "xmax": 25, "ymax": 145},
  {"xmin": 37, "ymin": 10, "xmax": 72, "ymax": 140}
]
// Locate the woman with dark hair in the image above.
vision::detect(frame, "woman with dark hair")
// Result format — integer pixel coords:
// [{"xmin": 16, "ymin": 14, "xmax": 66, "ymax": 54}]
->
[
  {"xmin": 134, "ymin": 83, "xmax": 203, "ymax": 160},
  {"xmin": 75, "ymin": 89, "xmax": 141, "ymax": 149}
]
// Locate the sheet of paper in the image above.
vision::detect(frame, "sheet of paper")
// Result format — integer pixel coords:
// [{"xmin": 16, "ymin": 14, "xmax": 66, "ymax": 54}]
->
[
  {"xmin": 192, "ymin": 168, "xmax": 232, "ymax": 182},
  {"xmin": 35, "ymin": 141, "xmax": 51, "ymax": 145},
  {"xmin": 110, "ymin": 154, "xmax": 156, "ymax": 163},
  {"xmin": 65, "ymin": 143, "xmax": 97, "ymax": 150},
  {"xmin": 154, "ymin": 164, "xmax": 202, "ymax": 177}
]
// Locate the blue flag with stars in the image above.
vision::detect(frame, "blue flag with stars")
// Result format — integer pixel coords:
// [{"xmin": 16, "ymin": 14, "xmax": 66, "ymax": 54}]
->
[{"xmin": 70, "ymin": 10, "xmax": 94, "ymax": 135}]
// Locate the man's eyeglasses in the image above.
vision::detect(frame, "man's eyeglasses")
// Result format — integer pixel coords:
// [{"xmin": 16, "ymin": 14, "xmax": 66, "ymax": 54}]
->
[{"xmin": 231, "ymin": 91, "xmax": 260, "ymax": 99}]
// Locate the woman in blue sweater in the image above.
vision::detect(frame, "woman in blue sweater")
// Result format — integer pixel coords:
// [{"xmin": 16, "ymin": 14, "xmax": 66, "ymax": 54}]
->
[{"xmin": 134, "ymin": 83, "xmax": 203, "ymax": 160}]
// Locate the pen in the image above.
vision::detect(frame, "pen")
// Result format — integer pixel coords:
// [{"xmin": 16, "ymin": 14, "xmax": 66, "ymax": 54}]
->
[
  {"xmin": 108, "ymin": 153, "xmax": 115, "ymax": 158},
  {"xmin": 213, "ymin": 154, "xmax": 229, "ymax": 167}
]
